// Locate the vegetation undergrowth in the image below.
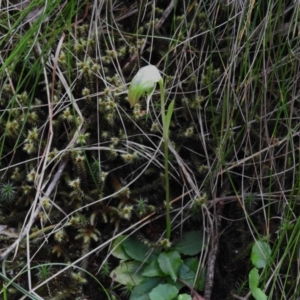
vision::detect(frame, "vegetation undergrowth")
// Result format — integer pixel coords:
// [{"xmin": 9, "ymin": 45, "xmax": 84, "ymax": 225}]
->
[{"xmin": 0, "ymin": 0, "xmax": 299, "ymax": 299}]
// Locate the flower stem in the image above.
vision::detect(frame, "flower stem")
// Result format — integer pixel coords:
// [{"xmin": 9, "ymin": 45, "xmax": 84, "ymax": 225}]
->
[{"xmin": 159, "ymin": 79, "xmax": 171, "ymax": 240}]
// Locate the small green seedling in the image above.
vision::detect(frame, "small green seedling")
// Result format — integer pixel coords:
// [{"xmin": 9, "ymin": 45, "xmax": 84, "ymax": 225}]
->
[
  {"xmin": 128, "ymin": 65, "xmax": 174, "ymax": 240},
  {"xmin": 249, "ymin": 240, "xmax": 271, "ymax": 300}
]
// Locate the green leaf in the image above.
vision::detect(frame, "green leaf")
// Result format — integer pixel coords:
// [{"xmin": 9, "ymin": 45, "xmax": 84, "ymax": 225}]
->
[
  {"xmin": 158, "ymin": 251, "xmax": 183, "ymax": 282},
  {"xmin": 179, "ymin": 263, "xmax": 195, "ymax": 282},
  {"xmin": 123, "ymin": 236, "xmax": 157, "ymax": 262},
  {"xmin": 249, "ymin": 268, "xmax": 260, "ymax": 291},
  {"xmin": 179, "ymin": 258, "xmax": 206, "ymax": 291},
  {"xmin": 110, "ymin": 260, "xmax": 145, "ymax": 286},
  {"xmin": 165, "ymin": 100, "xmax": 175, "ymax": 130},
  {"xmin": 149, "ymin": 283, "xmax": 178, "ymax": 300},
  {"xmin": 111, "ymin": 235, "xmax": 131, "ymax": 260},
  {"xmin": 251, "ymin": 241, "xmax": 271, "ymax": 269},
  {"xmin": 130, "ymin": 277, "xmax": 163, "ymax": 300},
  {"xmin": 249, "ymin": 268, "xmax": 268, "ymax": 300},
  {"xmin": 252, "ymin": 288, "xmax": 268, "ymax": 300},
  {"xmin": 174, "ymin": 230, "xmax": 205, "ymax": 256},
  {"xmin": 142, "ymin": 258, "xmax": 165, "ymax": 277},
  {"xmin": 177, "ymin": 294, "xmax": 192, "ymax": 300}
]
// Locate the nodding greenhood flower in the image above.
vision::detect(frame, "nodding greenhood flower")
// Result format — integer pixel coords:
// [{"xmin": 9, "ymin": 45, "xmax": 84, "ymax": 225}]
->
[
  {"xmin": 128, "ymin": 65, "xmax": 174, "ymax": 240},
  {"xmin": 128, "ymin": 65, "xmax": 162, "ymax": 113}
]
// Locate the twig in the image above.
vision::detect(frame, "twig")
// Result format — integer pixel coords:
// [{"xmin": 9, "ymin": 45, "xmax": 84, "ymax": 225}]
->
[
  {"xmin": 204, "ymin": 200, "xmax": 225, "ymax": 300},
  {"xmin": 154, "ymin": 0, "xmax": 175, "ymax": 31},
  {"xmin": 204, "ymin": 233, "xmax": 219, "ymax": 300}
]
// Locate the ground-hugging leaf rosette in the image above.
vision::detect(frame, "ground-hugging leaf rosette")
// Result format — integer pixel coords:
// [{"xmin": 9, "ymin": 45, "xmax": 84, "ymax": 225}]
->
[{"xmin": 110, "ymin": 230, "xmax": 206, "ymax": 300}]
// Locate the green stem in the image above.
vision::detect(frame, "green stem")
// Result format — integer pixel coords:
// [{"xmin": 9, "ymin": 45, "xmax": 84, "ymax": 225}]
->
[
  {"xmin": 159, "ymin": 79, "xmax": 171, "ymax": 240},
  {"xmin": 2, "ymin": 284, "xmax": 7, "ymax": 300}
]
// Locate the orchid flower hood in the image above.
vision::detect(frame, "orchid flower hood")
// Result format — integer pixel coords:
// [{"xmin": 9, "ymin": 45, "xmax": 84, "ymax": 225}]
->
[{"xmin": 128, "ymin": 65, "xmax": 162, "ymax": 113}]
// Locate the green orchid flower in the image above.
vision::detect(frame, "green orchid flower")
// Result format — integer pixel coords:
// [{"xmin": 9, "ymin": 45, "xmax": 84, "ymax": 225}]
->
[{"xmin": 128, "ymin": 65, "xmax": 163, "ymax": 113}]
